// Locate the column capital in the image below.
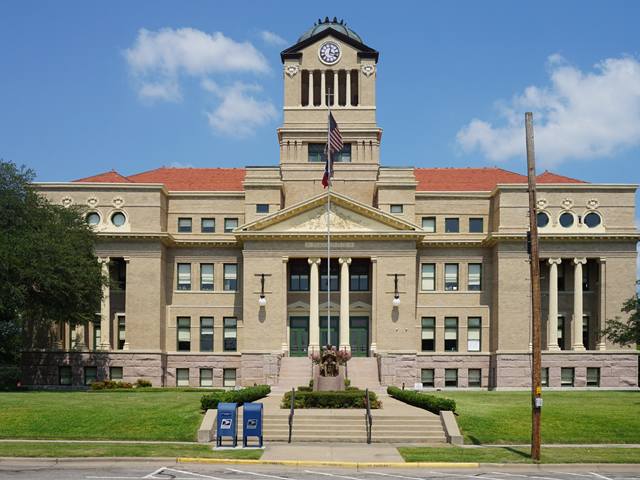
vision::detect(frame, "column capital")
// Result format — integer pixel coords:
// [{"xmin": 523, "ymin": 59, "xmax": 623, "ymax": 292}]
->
[
  {"xmin": 547, "ymin": 258, "xmax": 562, "ymax": 265},
  {"xmin": 597, "ymin": 257, "xmax": 607, "ymax": 264},
  {"xmin": 339, "ymin": 257, "xmax": 352, "ymax": 265},
  {"xmin": 282, "ymin": 256, "xmax": 289, "ymax": 264},
  {"xmin": 572, "ymin": 257, "xmax": 587, "ymax": 266},
  {"xmin": 308, "ymin": 257, "xmax": 321, "ymax": 265}
]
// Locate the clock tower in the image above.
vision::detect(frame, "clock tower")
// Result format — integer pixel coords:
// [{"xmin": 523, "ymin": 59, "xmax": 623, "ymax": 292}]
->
[{"xmin": 278, "ymin": 18, "xmax": 382, "ymax": 207}]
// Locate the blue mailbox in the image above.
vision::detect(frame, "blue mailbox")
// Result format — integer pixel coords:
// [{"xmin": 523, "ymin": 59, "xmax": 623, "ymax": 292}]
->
[
  {"xmin": 216, "ymin": 402, "xmax": 238, "ymax": 447},
  {"xmin": 243, "ymin": 402, "xmax": 263, "ymax": 447}
]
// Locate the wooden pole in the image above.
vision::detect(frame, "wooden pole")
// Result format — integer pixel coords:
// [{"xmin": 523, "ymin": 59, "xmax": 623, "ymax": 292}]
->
[{"xmin": 526, "ymin": 112, "xmax": 542, "ymax": 462}]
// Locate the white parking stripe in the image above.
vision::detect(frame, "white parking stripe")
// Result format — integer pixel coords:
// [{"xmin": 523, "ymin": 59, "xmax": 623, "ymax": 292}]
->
[
  {"xmin": 426, "ymin": 472, "xmax": 505, "ymax": 480},
  {"xmin": 226, "ymin": 468, "xmax": 289, "ymax": 480},
  {"xmin": 491, "ymin": 472, "xmax": 565, "ymax": 480},
  {"xmin": 588, "ymin": 474, "xmax": 614, "ymax": 480},
  {"xmin": 304, "ymin": 471, "xmax": 360, "ymax": 480},
  {"xmin": 363, "ymin": 471, "xmax": 424, "ymax": 480}
]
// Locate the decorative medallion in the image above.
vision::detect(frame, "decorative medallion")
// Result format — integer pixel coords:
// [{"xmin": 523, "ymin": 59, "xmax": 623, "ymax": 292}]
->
[
  {"xmin": 361, "ymin": 64, "xmax": 376, "ymax": 78},
  {"xmin": 561, "ymin": 198, "xmax": 573, "ymax": 210},
  {"xmin": 284, "ymin": 65, "xmax": 299, "ymax": 78},
  {"xmin": 112, "ymin": 196, "xmax": 125, "ymax": 208},
  {"xmin": 586, "ymin": 197, "xmax": 599, "ymax": 210},
  {"xmin": 61, "ymin": 195, "xmax": 74, "ymax": 208},
  {"xmin": 87, "ymin": 196, "xmax": 99, "ymax": 208},
  {"xmin": 290, "ymin": 206, "xmax": 369, "ymax": 230},
  {"xmin": 536, "ymin": 198, "xmax": 548, "ymax": 210}
]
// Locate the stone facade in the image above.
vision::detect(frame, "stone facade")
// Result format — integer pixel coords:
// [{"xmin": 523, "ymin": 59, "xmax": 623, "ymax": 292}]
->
[{"xmin": 21, "ymin": 20, "xmax": 639, "ymax": 391}]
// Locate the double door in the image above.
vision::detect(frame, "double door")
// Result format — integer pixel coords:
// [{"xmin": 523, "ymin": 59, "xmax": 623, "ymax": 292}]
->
[{"xmin": 349, "ymin": 316, "xmax": 369, "ymax": 357}]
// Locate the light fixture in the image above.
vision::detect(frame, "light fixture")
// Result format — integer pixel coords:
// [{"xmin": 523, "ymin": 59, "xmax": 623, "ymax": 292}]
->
[
  {"xmin": 258, "ymin": 274, "xmax": 267, "ymax": 306},
  {"xmin": 393, "ymin": 274, "xmax": 401, "ymax": 307}
]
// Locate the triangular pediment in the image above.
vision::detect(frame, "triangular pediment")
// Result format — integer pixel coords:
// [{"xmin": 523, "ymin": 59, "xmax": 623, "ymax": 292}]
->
[{"xmin": 235, "ymin": 192, "xmax": 423, "ymax": 238}]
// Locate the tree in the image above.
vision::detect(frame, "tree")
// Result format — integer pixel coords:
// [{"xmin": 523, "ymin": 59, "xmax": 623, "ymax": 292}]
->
[
  {"xmin": 0, "ymin": 159, "xmax": 109, "ymax": 327},
  {"xmin": 597, "ymin": 280, "xmax": 640, "ymax": 347}
]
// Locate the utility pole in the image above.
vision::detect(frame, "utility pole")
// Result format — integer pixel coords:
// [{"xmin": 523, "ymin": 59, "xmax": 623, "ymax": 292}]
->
[{"xmin": 526, "ymin": 112, "xmax": 542, "ymax": 462}]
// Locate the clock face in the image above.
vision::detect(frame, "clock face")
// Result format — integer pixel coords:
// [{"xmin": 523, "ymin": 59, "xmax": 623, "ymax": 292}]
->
[{"xmin": 319, "ymin": 41, "xmax": 341, "ymax": 65}]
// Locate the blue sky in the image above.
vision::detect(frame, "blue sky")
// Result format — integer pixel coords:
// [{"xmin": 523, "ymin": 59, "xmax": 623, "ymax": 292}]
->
[{"xmin": 1, "ymin": 1, "xmax": 639, "ymax": 276}]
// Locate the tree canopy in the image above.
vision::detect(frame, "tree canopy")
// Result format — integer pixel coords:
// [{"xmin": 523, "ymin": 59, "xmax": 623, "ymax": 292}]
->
[
  {"xmin": 598, "ymin": 280, "xmax": 640, "ymax": 347},
  {"xmin": 0, "ymin": 159, "xmax": 108, "ymax": 326}
]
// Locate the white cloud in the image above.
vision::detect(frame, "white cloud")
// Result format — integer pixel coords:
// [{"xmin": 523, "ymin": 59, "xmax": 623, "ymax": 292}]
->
[
  {"xmin": 203, "ymin": 81, "xmax": 278, "ymax": 137},
  {"xmin": 456, "ymin": 55, "xmax": 640, "ymax": 168},
  {"xmin": 260, "ymin": 30, "xmax": 287, "ymax": 46},
  {"xmin": 124, "ymin": 27, "xmax": 269, "ymax": 102}
]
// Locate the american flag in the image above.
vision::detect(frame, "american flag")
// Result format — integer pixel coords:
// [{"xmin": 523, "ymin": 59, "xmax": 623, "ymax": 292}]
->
[{"xmin": 322, "ymin": 113, "xmax": 343, "ymax": 188}]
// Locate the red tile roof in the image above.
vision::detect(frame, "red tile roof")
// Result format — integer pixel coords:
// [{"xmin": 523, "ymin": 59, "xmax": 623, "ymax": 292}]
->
[
  {"xmin": 414, "ymin": 167, "xmax": 588, "ymax": 191},
  {"xmin": 74, "ymin": 170, "xmax": 134, "ymax": 183}
]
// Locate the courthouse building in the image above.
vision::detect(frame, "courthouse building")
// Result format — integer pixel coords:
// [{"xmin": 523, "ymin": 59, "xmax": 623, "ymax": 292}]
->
[{"xmin": 22, "ymin": 19, "xmax": 639, "ymax": 390}]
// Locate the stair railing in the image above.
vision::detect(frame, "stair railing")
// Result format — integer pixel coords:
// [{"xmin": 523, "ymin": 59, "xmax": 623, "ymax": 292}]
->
[
  {"xmin": 365, "ymin": 388, "xmax": 372, "ymax": 444},
  {"xmin": 288, "ymin": 387, "xmax": 294, "ymax": 443}
]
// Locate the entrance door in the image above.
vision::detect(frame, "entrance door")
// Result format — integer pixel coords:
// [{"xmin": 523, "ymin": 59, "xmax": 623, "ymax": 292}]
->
[
  {"xmin": 289, "ymin": 316, "xmax": 309, "ymax": 357},
  {"xmin": 320, "ymin": 316, "xmax": 339, "ymax": 348},
  {"xmin": 350, "ymin": 316, "xmax": 369, "ymax": 357}
]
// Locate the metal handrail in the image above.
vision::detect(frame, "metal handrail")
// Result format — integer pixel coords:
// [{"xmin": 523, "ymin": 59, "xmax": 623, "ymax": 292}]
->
[
  {"xmin": 365, "ymin": 388, "xmax": 372, "ymax": 444},
  {"xmin": 288, "ymin": 387, "xmax": 294, "ymax": 443}
]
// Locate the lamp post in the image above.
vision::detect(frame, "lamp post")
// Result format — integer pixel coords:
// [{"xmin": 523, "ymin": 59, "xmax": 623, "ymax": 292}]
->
[
  {"xmin": 258, "ymin": 274, "xmax": 267, "ymax": 307},
  {"xmin": 393, "ymin": 274, "xmax": 401, "ymax": 307}
]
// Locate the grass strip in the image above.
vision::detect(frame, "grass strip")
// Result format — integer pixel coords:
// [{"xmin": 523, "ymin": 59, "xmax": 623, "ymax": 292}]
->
[
  {"xmin": 398, "ymin": 446, "xmax": 640, "ymax": 464},
  {"xmin": 0, "ymin": 442, "xmax": 263, "ymax": 459}
]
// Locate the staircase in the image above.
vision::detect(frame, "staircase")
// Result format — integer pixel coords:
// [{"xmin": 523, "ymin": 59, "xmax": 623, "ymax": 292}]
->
[
  {"xmin": 271, "ymin": 357, "xmax": 312, "ymax": 393},
  {"xmin": 346, "ymin": 357, "xmax": 385, "ymax": 393}
]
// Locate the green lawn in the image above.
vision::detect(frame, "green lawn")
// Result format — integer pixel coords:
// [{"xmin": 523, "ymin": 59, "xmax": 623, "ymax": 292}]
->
[{"xmin": 429, "ymin": 390, "xmax": 640, "ymax": 444}]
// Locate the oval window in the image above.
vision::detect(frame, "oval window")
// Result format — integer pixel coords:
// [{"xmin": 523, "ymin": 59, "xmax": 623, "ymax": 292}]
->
[
  {"xmin": 86, "ymin": 212, "xmax": 100, "ymax": 225},
  {"xmin": 537, "ymin": 212, "xmax": 549, "ymax": 228},
  {"xmin": 111, "ymin": 212, "xmax": 126, "ymax": 227},
  {"xmin": 559, "ymin": 212, "xmax": 574, "ymax": 228},
  {"xmin": 584, "ymin": 212, "xmax": 601, "ymax": 228}
]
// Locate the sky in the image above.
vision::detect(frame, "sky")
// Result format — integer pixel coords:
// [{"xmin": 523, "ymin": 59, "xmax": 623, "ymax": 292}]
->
[{"xmin": 1, "ymin": 0, "xmax": 638, "ymax": 278}]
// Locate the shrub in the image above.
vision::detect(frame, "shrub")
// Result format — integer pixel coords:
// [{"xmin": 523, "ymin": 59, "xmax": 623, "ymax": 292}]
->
[
  {"xmin": 281, "ymin": 390, "xmax": 381, "ymax": 409},
  {"xmin": 200, "ymin": 385, "xmax": 271, "ymax": 410},
  {"xmin": 90, "ymin": 380, "xmax": 133, "ymax": 390},
  {"xmin": 344, "ymin": 378, "xmax": 351, "ymax": 387},
  {"xmin": 298, "ymin": 386, "xmax": 313, "ymax": 392},
  {"xmin": 136, "ymin": 379, "xmax": 152, "ymax": 388},
  {"xmin": 0, "ymin": 366, "xmax": 20, "ymax": 390},
  {"xmin": 387, "ymin": 386, "xmax": 456, "ymax": 414}
]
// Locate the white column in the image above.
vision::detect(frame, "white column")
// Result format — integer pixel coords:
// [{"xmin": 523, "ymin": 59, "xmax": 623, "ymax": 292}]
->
[
  {"xmin": 308, "ymin": 70, "xmax": 314, "ymax": 107},
  {"xmin": 547, "ymin": 258, "xmax": 561, "ymax": 351},
  {"xmin": 596, "ymin": 258, "xmax": 607, "ymax": 350},
  {"xmin": 320, "ymin": 70, "xmax": 326, "ymax": 107},
  {"xmin": 333, "ymin": 70, "xmax": 339, "ymax": 106},
  {"xmin": 346, "ymin": 70, "xmax": 351, "ymax": 106},
  {"xmin": 74, "ymin": 324, "xmax": 87, "ymax": 350},
  {"xmin": 339, "ymin": 258, "xmax": 351, "ymax": 352},
  {"xmin": 572, "ymin": 258, "xmax": 587, "ymax": 350},
  {"xmin": 370, "ymin": 257, "xmax": 377, "ymax": 353},
  {"xmin": 308, "ymin": 258, "xmax": 321, "ymax": 354},
  {"xmin": 98, "ymin": 258, "xmax": 111, "ymax": 350}
]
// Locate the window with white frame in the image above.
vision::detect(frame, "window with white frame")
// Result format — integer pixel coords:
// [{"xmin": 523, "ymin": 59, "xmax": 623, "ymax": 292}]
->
[
  {"xmin": 421, "ymin": 264, "xmax": 435, "ymax": 291},
  {"xmin": 445, "ymin": 264, "xmax": 458, "ymax": 290},
  {"xmin": 177, "ymin": 264, "xmax": 191, "ymax": 290},
  {"xmin": 467, "ymin": 317, "xmax": 481, "ymax": 352},
  {"xmin": 223, "ymin": 264, "xmax": 237, "ymax": 291},
  {"xmin": 200, "ymin": 264, "xmax": 214, "ymax": 291},
  {"xmin": 468, "ymin": 264, "xmax": 481, "ymax": 291}
]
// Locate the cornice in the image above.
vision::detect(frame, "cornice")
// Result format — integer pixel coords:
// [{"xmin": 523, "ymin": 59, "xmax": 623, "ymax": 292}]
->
[
  {"xmin": 490, "ymin": 183, "xmax": 639, "ymax": 196},
  {"xmin": 484, "ymin": 232, "xmax": 640, "ymax": 246}
]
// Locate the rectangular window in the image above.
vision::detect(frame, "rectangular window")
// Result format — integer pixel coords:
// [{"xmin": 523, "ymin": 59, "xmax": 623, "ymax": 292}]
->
[
  {"xmin": 200, "ymin": 264, "xmax": 214, "ymax": 291},
  {"xmin": 177, "ymin": 317, "xmax": 191, "ymax": 351},
  {"xmin": 201, "ymin": 218, "xmax": 215, "ymax": 233},
  {"xmin": 468, "ymin": 264, "xmax": 482, "ymax": 291},
  {"xmin": 390, "ymin": 204, "xmax": 403, "ymax": 214},
  {"xmin": 444, "ymin": 317, "xmax": 458, "ymax": 351},
  {"xmin": 558, "ymin": 316, "xmax": 566, "ymax": 350},
  {"xmin": 558, "ymin": 263, "xmax": 565, "ymax": 291},
  {"xmin": 178, "ymin": 218, "xmax": 192, "ymax": 233},
  {"xmin": 176, "ymin": 368, "xmax": 189, "ymax": 387},
  {"xmin": 224, "ymin": 317, "xmax": 237, "ymax": 352},
  {"xmin": 223, "ymin": 264, "xmax": 237, "ymax": 291},
  {"xmin": 421, "ymin": 264, "xmax": 435, "ymax": 291},
  {"xmin": 290, "ymin": 261, "xmax": 310, "ymax": 291},
  {"xmin": 320, "ymin": 261, "xmax": 339, "ymax": 291},
  {"xmin": 349, "ymin": 261, "xmax": 369, "ymax": 291},
  {"xmin": 200, "ymin": 369, "xmax": 213, "ymax": 388},
  {"xmin": 468, "ymin": 369, "xmax": 481, "ymax": 388},
  {"xmin": 561, "ymin": 367, "xmax": 574, "ymax": 387},
  {"xmin": 200, "ymin": 317, "xmax": 214, "ymax": 352},
  {"xmin": 85, "ymin": 366, "xmax": 98, "ymax": 386},
  {"xmin": 59, "ymin": 366, "xmax": 72, "ymax": 386},
  {"xmin": 582, "ymin": 263, "xmax": 589, "ymax": 290},
  {"xmin": 421, "ymin": 369, "xmax": 434, "ymax": 388},
  {"xmin": 117, "ymin": 316, "xmax": 126, "ymax": 350},
  {"xmin": 587, "ymin": 367, "xmax": 600, "ymax": 387},
  {"xmin": 223, "ymin": 369, "xmax": 237, "ymax": 388},
  {"xmin": 93, "ymin": 323, "xmax": 101, "ymax": 350},
  {"xmin": 308, "ymin": 143, "xmax": 351, "ymax": 162},
  {"xmin": 445, "ymin": 369, "xmax": 458, "ymax": 387},
  {"xmin": 256, "ymin": 204, "xmax": 269, "ymax": 214},
  {"xmin": 177, "ymin": 263, "xmax": 191, "ymax": 290},
  {"xmin": 445, "ymin": 218, "xmax": 459, "ymax": 233},
  {"xmin": 445, "ymin": 264, "xmax": 459, "ymax": 291},
  {"xmin": 224, "ymin": 218, "xmax": 238, "ymax": 233},
  {"xmin": 541, "ymin": 368, "xmax": 548, "ymax": 387},
  {"xmin": 469, "ymin": 218, "xmax": 483, "ymax": 233},
  {"xmin": 422, "ymin": 217, "xmax": 436, "ymax": 233},
  {"xmin": 110, "ymin": 367, "xmax": 123, "ymax": 381},
  {"xmin": 467, "ymin": 317, "xmax": 481, "ymax": 352},
  {"xmin": 583, "ymin": 315, "xmax": 590, "ymax": 350},
  {"xmin": 421, "ymin": 317, "xmax": 435, "ymax": 352}
]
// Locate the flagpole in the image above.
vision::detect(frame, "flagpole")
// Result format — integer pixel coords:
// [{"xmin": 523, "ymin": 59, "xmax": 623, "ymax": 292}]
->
[{"xmin": 327, "ymin": 88, "xmax": 331, "ymax": 350}]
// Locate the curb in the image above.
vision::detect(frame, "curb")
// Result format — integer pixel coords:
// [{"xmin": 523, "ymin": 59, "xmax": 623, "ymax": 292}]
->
[{"xmin": 177, "ymin": 457, "xmax": 479, "ymax": 468}]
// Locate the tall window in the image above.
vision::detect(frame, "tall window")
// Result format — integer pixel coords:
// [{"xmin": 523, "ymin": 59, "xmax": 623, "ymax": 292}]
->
[
  {"xmin": 587, "ymin": 368, "xmax": 600, "ymax": 387},
  {"xmin": 445, "ymin": 218, "xmax": 459, "ymax": 233},
  {"xmin": 421, "ymin": 369, "xmax": 434, "ymax": 388},
  {"xmin": 200, "ymin": 369, "xmax": 213, "ymax": 387},
  {"xmin": 467, "ymin": 317, "xmax": 481, "ymax": 352},
  {"xmin": 320, "ymin": 261, "xmax": 339, "ymax": 291},
  {"xmin": 561, "ymin": 367, "xmax": 574, "ymax": 387},
  {"xmin": 444, "ymin": 317, "xmax": 458, "ymax": 351},
  {"xmin": 290, "ymin": 261, "xmax": 310, "ymax": 291},
  {"xmin": 308, "ymin": 143, "xmax": 351, "ymax": 162},
  {"xmin": 582, "ymin": 263, "xmax": 589, "ymax": 290},
  {"xmin": 469, "ymin": 218, "xmax": 483, "ymax": 233},
  {"xmin": 468, "ymin": 369, "xmax": 481, "ymax": 387},
  {"xmin": 117, "ymin": 316, "xmax": 126, "ymax": 350},
  {"xmin": 223, "ymin": 369, "xmax": 237, "ymax": 387},
  {"xmin": 178, "ymin": 218, "xmax": 192, "ymax": 233},
  {"xmin": 223, "ymin": 264, "xmax": 237, "ymax": 291},
  {"xmin": 93, "ymin": 323, "xmax": 101, "ymax": 350},
  {"xmin": 85, "ymin": 366, "xmax": 98, "ymax": 386},
  {"xmin": 200, "ymin": 317, "xmax": 214, "ymax": 352},
  {"xmin": 59, "ymin": 366, "xmax": 72, "ymax": 386},
  {"xmin": 224, "ymin": 317, "xmax": 237, "ymax": 351},
  {"xmin": 583, "ymin": 315, "xmax": 590, "ymax": 350},
  {"xmin": 200, "ymin": 264, "xmax": 214, "ymax": 291},
  {"xmin": 177, "ymin": 317, "xmax": 191, "ymax": 351},
  {"xmin": 468, "ymin": 264, "xmax": 482, "ymax": 291},
  {"xmin": 558, "ymin": 316, "xmax": 566, "ymax": 350},
  {"xmin": 224, "ymin": 218, "xmax": 238, "ymax": 233},
  {"xmin": 421, "ymin": 317, "xmax": 435, "ymax": 352},
  {"xmin": 541, "ymin": 368, "xmax": 548, "ymax": 387},
  {"xmin": 422, "ymin": 217, "xmax": 435, "ymax": 233},
  {"xmin": 421, "ymin": 264, "xmax": 435, "ymax": 291},
  {"xmin": 444, "ymin": 264, "xmax": 458, "ymax": 291},
  {"xmin": 445, "ymin": 369, "xmax": 458, "ymax": 387},
  {"xmin": 350, "ymin": 261, "xmax": 369, "ymax": 291},
  {"xmin": 201, "ymin": 218, "xmax": 215, "ymax": 233},
  {"xmin": 176, "ymin": 369, "xmax": 189, "ymax": 387},
  {"xmin": 177, "ymin": 263, "xmax": 191, "ymax": 290},
  {"xmin": 557, "ymin": 263, "xmax": 565, "ymax": 291}
]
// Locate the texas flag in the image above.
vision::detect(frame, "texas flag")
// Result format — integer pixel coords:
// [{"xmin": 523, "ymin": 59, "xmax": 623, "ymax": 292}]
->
[{"xmin": 322, "ymin": 113, "xmax": 343, "ymax": 188}]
